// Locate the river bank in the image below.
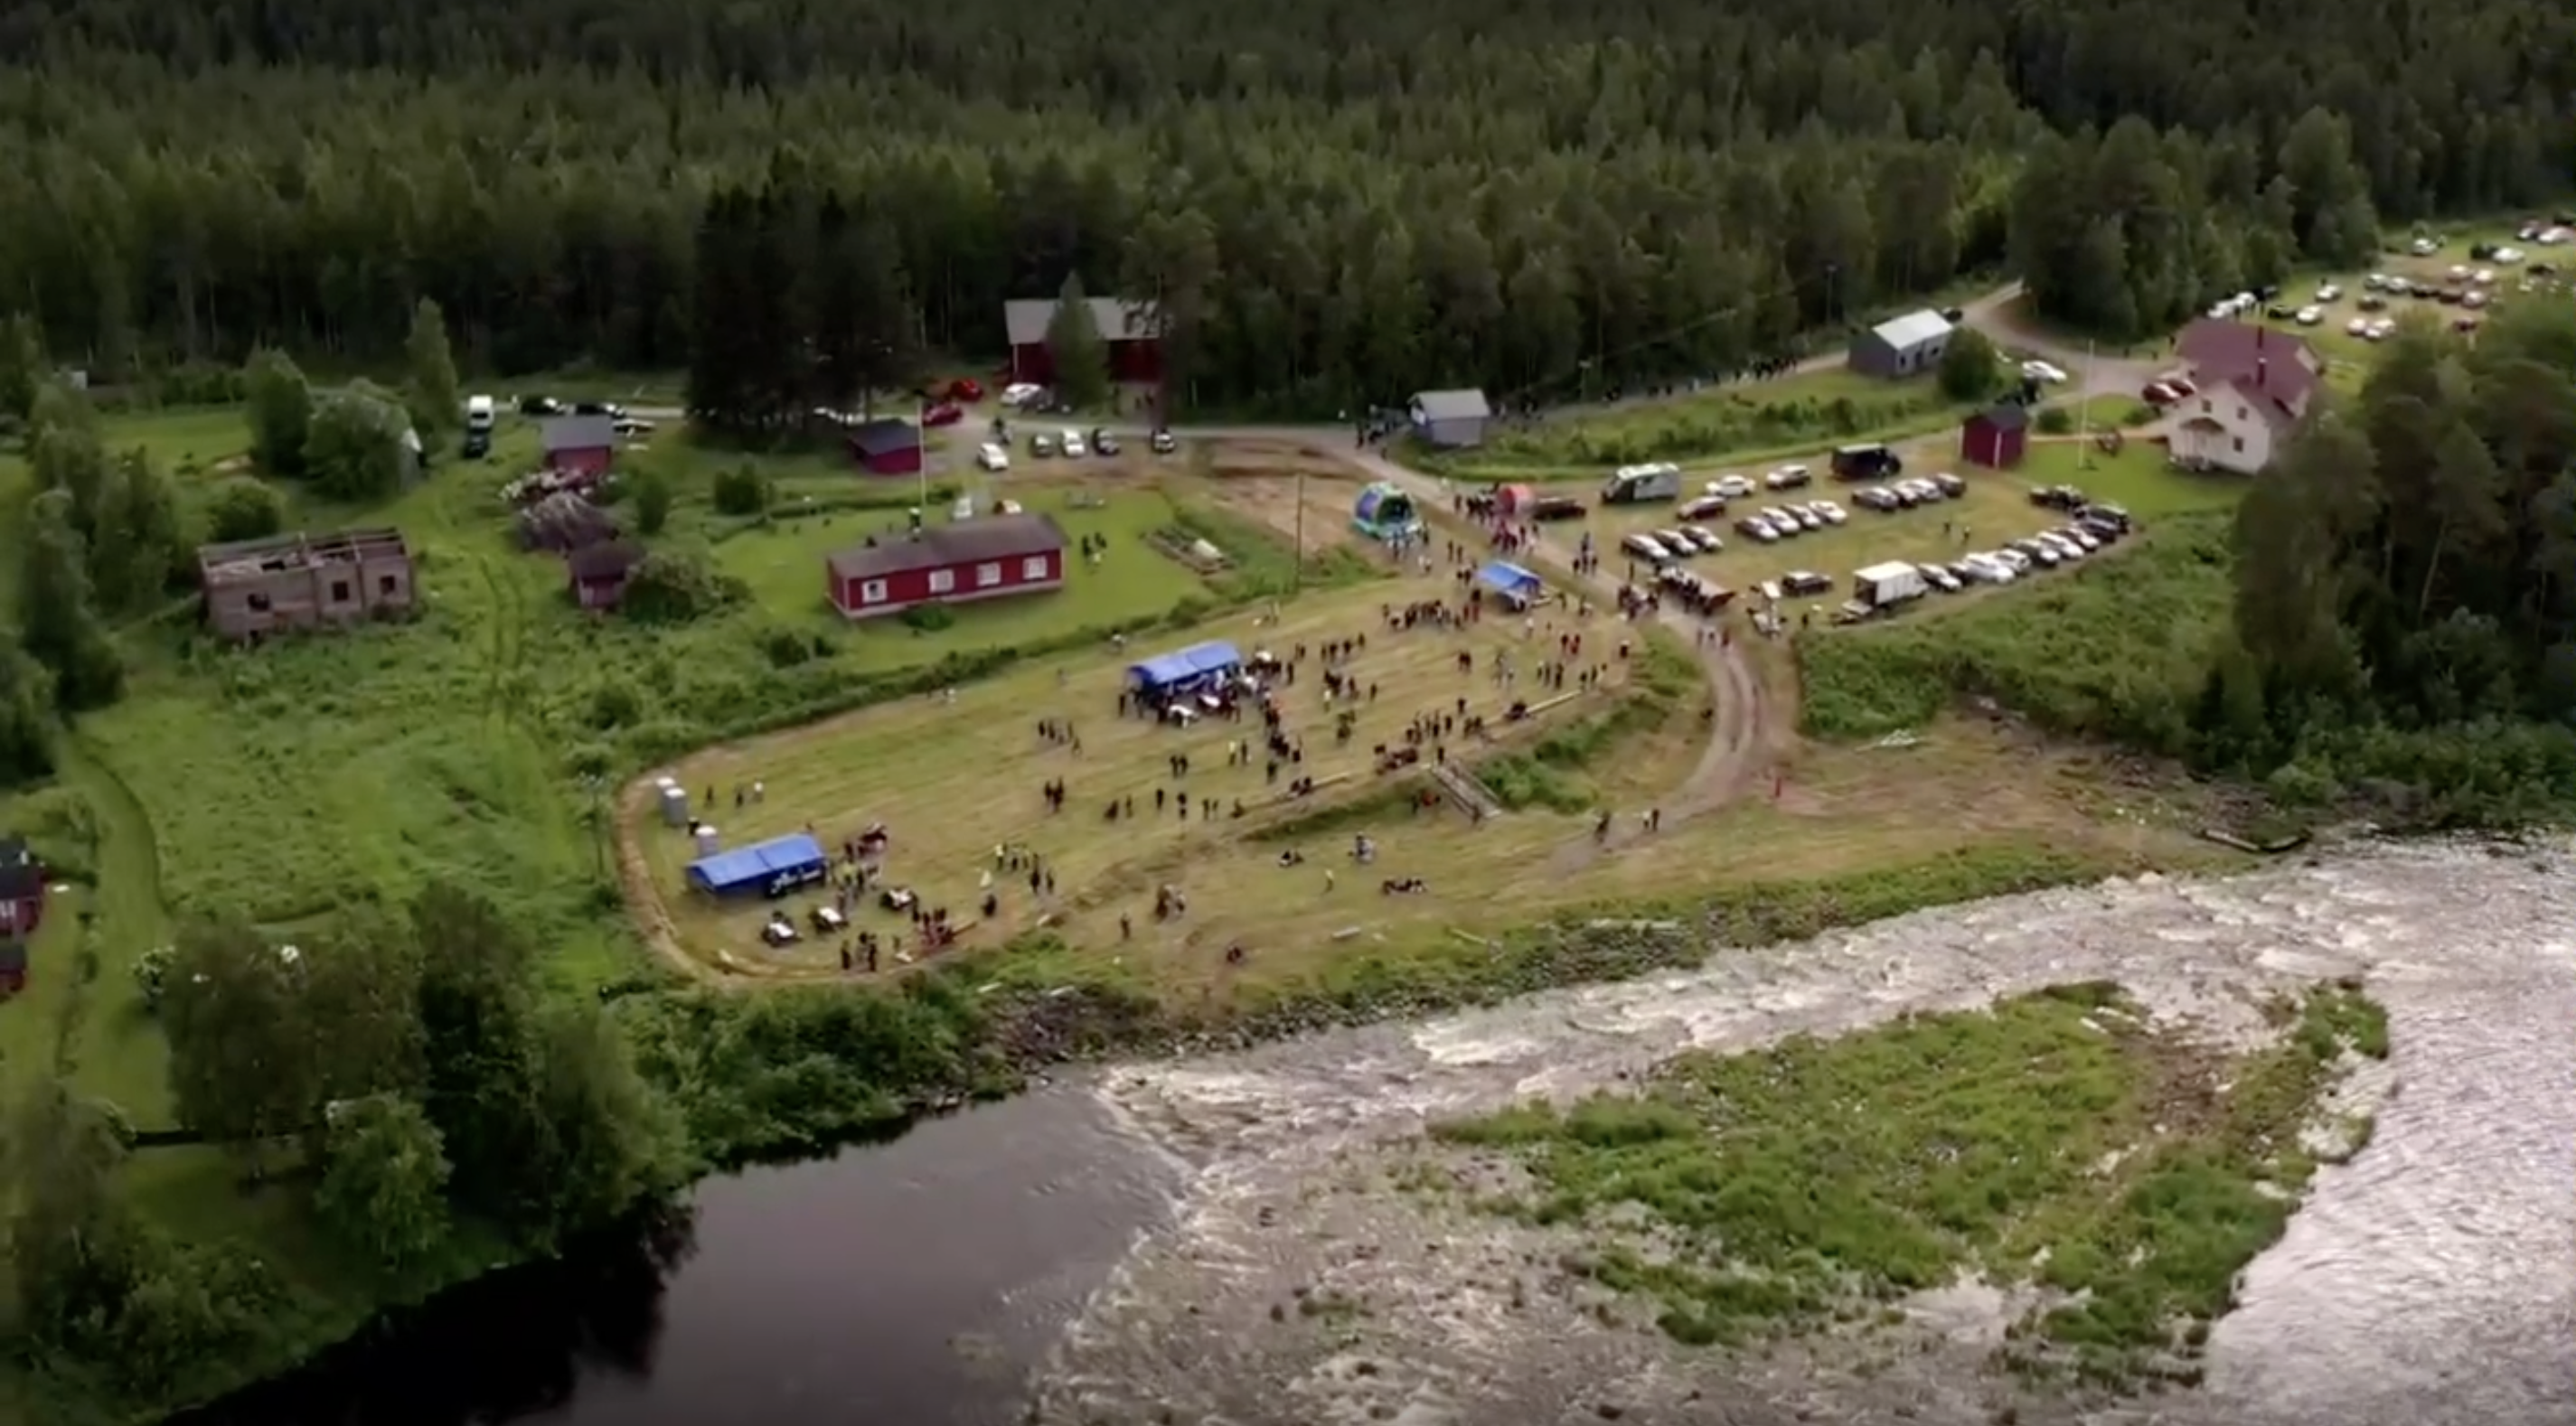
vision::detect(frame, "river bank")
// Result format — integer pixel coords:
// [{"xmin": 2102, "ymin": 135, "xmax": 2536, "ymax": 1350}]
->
[{"xmin": 157, "ymin": 838, "xmax": 2576, "ymax": 1426}]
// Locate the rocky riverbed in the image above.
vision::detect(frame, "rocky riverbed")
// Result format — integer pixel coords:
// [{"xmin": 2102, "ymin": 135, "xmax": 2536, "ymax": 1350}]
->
[{"xmin": 1029, "ymin": 839, "xmax": 2576, "ymax": 1426}]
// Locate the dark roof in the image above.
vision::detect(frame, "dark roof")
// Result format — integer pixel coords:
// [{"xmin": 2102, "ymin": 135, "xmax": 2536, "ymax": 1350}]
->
[
  {"xmin": 519, "ymin": 491, "xmax": 618, "ymax": 549},
  {"xmin": 828, "ymin": 513, "xmax": 1067, "ymax": 583},
  {"xmin": 2176, "ymin": 320, "xmax": 2320, "ymax": 426},
  {"xmin": 541, "ymin": 414, "xmax": 618, "ymax": 453},
  {"xmin": 1970, "ymin": 402, "xmax": 2029, "ymax": 433},
  {"xmin": 0, "ymin": 838, "xmax": 40, "ymax": 898},
  {"xmin": 848, "ymin": 418, "xmax": 922, "ymax": 458},
  {"xmin": 567, "ymin": 540, "xmax": 644, "ymax": 582}
]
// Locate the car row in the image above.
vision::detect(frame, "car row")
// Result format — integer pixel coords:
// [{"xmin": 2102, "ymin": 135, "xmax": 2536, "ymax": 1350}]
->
[
  {"xmin": 1620, "ymin": 524, "xmax": 1726, "ymax": 563},
  {"xmin": 1849, "ymin": 471, "xmax": 1967, "ymax": 511},
  {"xmin": 1733, "ymin": 498, "xmax": 1847, "ymax": 544}
]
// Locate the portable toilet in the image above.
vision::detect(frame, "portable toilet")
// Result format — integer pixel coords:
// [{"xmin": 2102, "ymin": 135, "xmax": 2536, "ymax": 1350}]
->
[
  {"xmin": 692, "ymin": 825, "xmax": 719, "ymax": 858},
  {"xmin": 657, "ymin": 779, "xmax": 691, "ymax": 828}
]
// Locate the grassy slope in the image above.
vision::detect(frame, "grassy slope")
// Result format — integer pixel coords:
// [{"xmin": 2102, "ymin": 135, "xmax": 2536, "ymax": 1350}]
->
[{"xmin": 1428, "ymin": 983, "xmax": 2389, "ymax": 1386}]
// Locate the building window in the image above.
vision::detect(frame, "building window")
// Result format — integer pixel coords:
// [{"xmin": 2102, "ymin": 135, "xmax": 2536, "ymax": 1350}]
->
[
  {"xmin": 2232, "ymin": 436, "xmax": 2245, "ymax": 454},
  {"xmin": 860, "ymin": 578, "xmax": 888, "ymax": 604},
  {"xmin": 976, "ymin": 562, "xmax": 1002, "ymax": 587},
  {"xmin": 1022, "ymin": 555, "xmax": 1050, "ymax": 580},
  {"xmin": 926, "ymin": 568, "xmax": 956, "ymax": 595},
  {"xmin": 379, "ymin": 575, "xmax": 399, "ymax": 596},
  {"xmin": 2236, "ymin": 406, "xmax": 2248, "ymax": 421},
  {"xmin": 330, "ymin": 579, "xmax": 352, "ymax": 603},
  {"xmin": 246, "ymin": 592, "xmax": 272, "ymax": 613},
  {"xmin": 2200, "ymin": 398, "xmax": 2213, "ymax": 412}
]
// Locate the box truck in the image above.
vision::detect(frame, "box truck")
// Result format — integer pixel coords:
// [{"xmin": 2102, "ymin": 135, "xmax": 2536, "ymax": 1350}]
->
[{"xmin": 1853, "ymin": 561, "xmax": 1929, "ymax": 609}]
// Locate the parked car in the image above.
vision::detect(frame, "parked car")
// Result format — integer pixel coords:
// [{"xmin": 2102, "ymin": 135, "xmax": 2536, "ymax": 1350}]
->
[
  {"xmin": 1061, "ymin": 428, "xmax": 1086, "ymax": 457},
  {"xmin": 1682, "ymin": 526, "xmax": 1724, "ymax": 552},
  {"xmin": 1764, "ymin": 464, "xmax": 1813, "ymax": 490},
  {"xmin": 1680, "ymin": 494, "xmax": 1730, "ymax": 520},
  {"xmin": 611, "ymin": 416, "xmax": 656, "ymax": 436},
  {"xmin": 2077, "ymin": 502, "xmax": 2132, "ymax": 532},
  {"xmin": 1706, "ymin": 474, "xmax": 1755, "ymax": 499},
  {"xmin": 1830, "ymin": 444, "xmax": 1902, "ymax": 482},
  {"xmin": 1788, "ymin": 505, "xmax": 1823, "ymax": 531},
  {"xmin": 572, "ymin": 400, "xmax": 623, "ymax": 417},
  {"xmin": 1001, "ymin": 382, "xmax": 1046, "ymax": 408},
  {"xmin": 977, "ymin": 443, "xmax": 1011, "ymax": 472},
  {"xmin": 2031, "ymin": 484, "xmax": 2088, "ymax": 511},
  {"xmin": 1092, "ymin": 428, "xmax": 1122, "ymax": 456},
  {"xmin": 1930, "ymin": 472, "xmax": 1966, "ymax": 498},
  {"xmin": 924, "ymin": 402, "xmax": 964, "ymax": 427},
  {"xmin": 1030, "ymin": 432, "xmax": 1058, "ymax": 457},
  {"xmin": 1780, "ymin": 570, "xmax": 1834, "ymax": 596},
  {"xmin": 1621, "ymin": 532, "xmax": 1672, "ymax": 563},
  {"xmin": 1809, "ymin": 500, "xmax": 1847, "ymax": 525},
  {"xmin": 1917, "ymin": 563, "xmax": 1962, "ymax": 594},
  {"xmin": 2021, "ymin": 360, "xmax": 2068, "ymax": 384},
  {"xmin": 520, "ymin": 394, "xmax": 565, "ymax": 417},
  {"xmin": 1529, "ymin": 495, "xmax": 1585, "ymax": 521},
  {"xmin": 1852, "ymin": 485, "xmax": 1898, "ymax": 511},
  {"xmin": 1151, "ymin": 428, "xmax": 1178, "ymax": 455},
  {"xmin": 946, "ymin": 377, "xmax": 985, "ymax": 403},
  {"xmin": 1735, "ymin": 515, "xmax": 1780, "ymax": 543}
]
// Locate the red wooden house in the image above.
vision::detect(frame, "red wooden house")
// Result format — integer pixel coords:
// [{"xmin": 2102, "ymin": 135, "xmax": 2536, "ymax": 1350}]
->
[
  {"xmin": 1002, "ymin": 296, "xmax": 1162, "ymax": 385},
  {"xmin": 568, "ymin": 540, "xmax": 644, "ymax": 610},
  {"xmin": 848, "ymin": 418, "xmax": 925, "ymax": 476},
  {"xmin": 1960, "ymin": 401, "xmax": 2030, "ymax": 470},
  {"xmin": 0, "ymin": 838, "xmax": 47, "ymax": 993},
  {"xmin": 541, "ymin": 415, "xmax": 618, "ymax": 476},
  {"xmin": 826, "ymin": 513, "xmax": 1067, "ymax": 619}
]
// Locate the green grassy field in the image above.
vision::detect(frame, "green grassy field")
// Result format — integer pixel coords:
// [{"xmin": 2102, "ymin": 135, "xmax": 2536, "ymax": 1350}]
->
[
  {"xmin": 1423, "ymin": 982, "xmax": 2387, "ymax": 1384},
  {"xmin": 1471, "ymin": 367, "xmax": 1975, "ymax": 471},
  {"xmin": 2007, "ymin": 441, "xmax": 2247, "ymax": 517}
]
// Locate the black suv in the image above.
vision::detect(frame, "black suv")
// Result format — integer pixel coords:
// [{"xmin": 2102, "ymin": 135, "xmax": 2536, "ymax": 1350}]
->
[{"xmin": 1831, "ymin": 445, "xmax": 1901, "ymax": 482}]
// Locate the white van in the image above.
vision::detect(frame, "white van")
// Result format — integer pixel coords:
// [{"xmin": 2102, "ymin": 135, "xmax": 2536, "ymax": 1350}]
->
[
  {"xmin": 464, "ymin": 394, "xmax": 495, "ymax": 431},
  {"xmin": 976, "ymin": 443, "xmax": 1011, "ymax": 473}
]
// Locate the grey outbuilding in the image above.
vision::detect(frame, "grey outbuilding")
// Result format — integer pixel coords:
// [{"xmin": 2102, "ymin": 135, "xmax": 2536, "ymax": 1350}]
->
[
  {"xmin": 1407, "ymin": 389, "xmax": 1492, "ymax": 448},
  {"xmin": 1847, "ymin": 309, "xmax": 1955, "ymax": 379}
]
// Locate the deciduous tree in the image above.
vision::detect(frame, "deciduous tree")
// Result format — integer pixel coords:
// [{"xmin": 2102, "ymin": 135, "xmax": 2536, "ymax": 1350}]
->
[
  {"xmin": 315, "ymin": 1094, "xmax": 452, "ymax": 1272},
  {"xmin": 1044, "ymin": 273, "xmax": 1112, "ymax": 411},
  {"xmin": 244, "ymin": 349, "xmax": 314, "ymax": 480},
  {"xmin": 16, "ymin": 489, "xmax": 124, "ymax": 711}
]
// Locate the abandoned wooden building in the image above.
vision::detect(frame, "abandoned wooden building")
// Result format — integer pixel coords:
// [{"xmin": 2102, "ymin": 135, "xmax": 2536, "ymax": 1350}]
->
[
  {"xmin": 197, "ymin": 529, "xmax": 417, "ymax": 640},
  {"xmin": 519, "ymin": 490, "xmax": 619, "ymax": 552}
]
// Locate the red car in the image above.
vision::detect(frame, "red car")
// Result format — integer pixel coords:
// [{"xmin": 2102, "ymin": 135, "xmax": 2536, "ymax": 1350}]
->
[
  {"xmin": 923, "ymin": 402, "xmax": 964, "ymax": 427},
  {"xmin": 945, "ymin": 378, "xmax": 984, "ymax": 403}
]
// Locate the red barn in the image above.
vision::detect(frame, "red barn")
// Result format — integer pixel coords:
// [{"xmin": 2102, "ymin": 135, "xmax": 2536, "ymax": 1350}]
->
[
  {"xmin": 540, "ymin": 415, "xmax": 618, "ymax": 476},
  {"xmin": 826, "ymin": 513, "xmax": 1067, "ymax": 620},
  {"xmin": 848, "ymin": 418, "xmax": 925, "ymax": 476},
  {"xmin": 0, "ymin": 837, "xmax": 46, "ymax": 992},
  {"xmin": 1960, "ymin": 401, "xmax": 2030, "ymax": 470},
  {"xmin": 1003, "ymin": 296, "xmax": 1162, "ymax": 385},
  {"xmin": 567, "ymin": 540, "xmax": 644, "ymax": 610}
]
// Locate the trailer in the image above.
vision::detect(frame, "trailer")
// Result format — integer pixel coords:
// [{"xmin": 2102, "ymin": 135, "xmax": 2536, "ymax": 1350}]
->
[{"xmin": 1853, "ymin": 561, "xmax": 1929, "ymax": 609}]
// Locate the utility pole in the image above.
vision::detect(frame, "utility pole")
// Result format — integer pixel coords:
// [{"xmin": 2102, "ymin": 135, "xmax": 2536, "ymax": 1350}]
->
[
  {"xmin": 1293, "ymin": 471, "xmax": 1306, "ymax": 596},
  {"xmin": 2073, "ymin": 340, "xmax": 2097, "ymax": 468},
  {"xmin": 917, "ymin": 392, "xmax": 931, "ymax": 512}
]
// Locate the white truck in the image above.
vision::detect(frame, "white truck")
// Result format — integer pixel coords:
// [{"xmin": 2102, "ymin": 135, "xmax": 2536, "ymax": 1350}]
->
[
  {"xmin": 1601, "ymin": 462, "xmax": 1682, "ymax": 505},
  {"xmin": 1853, "ymin": 561, "xmax": 1929, "ymax": 610}
]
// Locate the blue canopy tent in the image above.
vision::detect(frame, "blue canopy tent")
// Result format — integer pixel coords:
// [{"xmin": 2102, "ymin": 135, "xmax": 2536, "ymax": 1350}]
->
[
  {"xmin": 687, "ymin": 832, "xmax": 830, "ymax": 898},
  {"xmin": 1351, "ymin": 482, "xmax": 1424, "ymax": 541},
  {"xmin": 1474, "ymin": 560, "xmax": 1544, "ymax": 605},
  {"xmin": 1127, "ymin": 640, "xmax": 1244, "ymax": 694}
]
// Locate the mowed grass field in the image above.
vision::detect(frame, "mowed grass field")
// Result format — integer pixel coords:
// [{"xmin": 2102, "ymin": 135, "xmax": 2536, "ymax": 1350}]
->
[
  {"xmin": 634, "ymin": 573, "xmax": 1643, "ymax": 976},
  {"xmin": 1469, "ymin": 366, "xmax": 1974, "ymax": 474}
]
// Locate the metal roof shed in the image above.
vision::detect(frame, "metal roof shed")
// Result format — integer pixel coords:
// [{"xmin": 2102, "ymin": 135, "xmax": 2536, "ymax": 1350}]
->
[{"xmin": 1847, "ymin": 310, "xmax": 1955, "ymax": 380}]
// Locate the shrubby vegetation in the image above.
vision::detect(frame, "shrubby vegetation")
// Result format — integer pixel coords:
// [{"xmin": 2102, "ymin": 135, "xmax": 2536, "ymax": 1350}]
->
[
  {"xmin": 1428, "ymin": 983, "xmax": 2388, "ymax": 1386},
  {"xmin": 1803, "ymin": 302, "xmax": 2576, "ymax": 827}
]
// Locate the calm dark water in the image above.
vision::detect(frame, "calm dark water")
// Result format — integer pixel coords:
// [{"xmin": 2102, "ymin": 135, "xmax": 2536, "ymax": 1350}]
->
[{"xmin": 175, "ymin": 1085, "xmax": 1180, "ymax": 1426}]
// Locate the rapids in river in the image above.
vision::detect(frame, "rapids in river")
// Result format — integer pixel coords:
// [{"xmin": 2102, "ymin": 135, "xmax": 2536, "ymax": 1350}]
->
[{"xmin": 185, "ymin": 840, "xmax": 2574, "ymax": 1426}]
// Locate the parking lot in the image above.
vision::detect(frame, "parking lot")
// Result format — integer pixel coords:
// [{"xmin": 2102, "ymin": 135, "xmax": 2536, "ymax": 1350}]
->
[
  {"xmin": 1537, "ymin": 438, "xmax": 2134, "ymax": 625},
  {"xmin": 2236, "ymin": 214, "xmax": 2573, "ymax": 363}
]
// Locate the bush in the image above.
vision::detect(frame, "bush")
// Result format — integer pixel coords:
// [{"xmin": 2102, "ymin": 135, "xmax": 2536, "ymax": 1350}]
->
[
  {"xmin": 619, "ymin": 549, "xmax": 747, "ymax": 624},
  {"xmin": 2035, "ymin": 405, "xmax": 2075, "ymax": 435},
  {"xmin": 898, "ymin": 602, "xmax": 956, "ymax": 633},
  {"xmin": 710, "ymin": 463, "xmax": 769, "ymax": 516},
  {"xmin": 200, "ymin": 477, "xmax": 287, "ymax": 544}
]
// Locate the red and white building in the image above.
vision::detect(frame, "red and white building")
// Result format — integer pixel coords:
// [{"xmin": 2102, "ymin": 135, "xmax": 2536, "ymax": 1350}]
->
[
  {"xmin": 540, "ymin": 414, "xmax": 618, "ymax": 476},
  {"xmin": 0, "ymin": 837, "xmax": 46, "ymax": 993},
  {"xmin": 847, "ymin": 418, "xmax": 925, "ymax": 476},
  {"xmin": 2167, "ymin": 320, "xmax": 2321, "ymax": 475},
  {"xmin": 1003, "ymin": 296, "xmax": 1162, "ymax": 385},
  {"xmin": 826, "ymin": 512, "xmax": 1067, "ymax": 619}
]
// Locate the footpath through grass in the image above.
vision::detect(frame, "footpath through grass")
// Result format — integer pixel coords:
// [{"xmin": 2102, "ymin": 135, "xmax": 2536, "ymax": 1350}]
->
[{"xmin": 1427, "ymin": 982, "xmax": 2389, "ymax": 1388}]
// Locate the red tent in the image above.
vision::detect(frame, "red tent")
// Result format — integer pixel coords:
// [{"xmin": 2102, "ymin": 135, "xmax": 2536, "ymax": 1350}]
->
[{"xmin": 1495, "ymin": 483, "xmax": 1537, "ymax": 515}]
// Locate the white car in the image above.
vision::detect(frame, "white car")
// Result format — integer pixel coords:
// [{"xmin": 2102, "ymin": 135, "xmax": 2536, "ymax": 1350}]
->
[
  {"xmin": 1918, "ymin": 563, "xmax": 1962, "ymax": 593},
  {"xmin": 2472, "ymin": 268, "xmax": 2495, "ymax": 286},
  {"xmin": 1961, "ymin": 555, "xmax": 2016, "ymax": 584},
  {"xmin": 2294, "ymin": 306, "xmax": 2323, "ymax": 325},
  {"xmin": 2346, "ymin": 316, "xmax": 2372, "ymax": 337},
  {"xmin": 1621, "ymin": 533, "xmax": 1670, "ymax": 562},
  {"xmin": 1060, "ymin": 428, "xmax": 1086, "ymax": 457},
  {"xmin": 1708, "ymin": 474, "xmax": 1755, "ymax": 499},
  {"xmin": 1810, "ymin": 500, "xmax": 1847, "ymax": 525},
  {"xmin": 2315, "ymin": 284, "xmax": 2342, "ymax": 302},
  {"xmin": 2410, "ymin": 237, "xmax": 2440, "ymax": 255},
  {"xmin": 2494, "ymin": 247, "xmax": 2524, "ymax": 264},
  {"xmin": 1000, "ymin": 382, "xmax": 1045, "ymax": 408},
  {"xmin": 2021, "ymin": 360, "xmax": 2068, "ymax": 384},
  {"xmin": 976, "ymin": 443, "xmax": 1011, "ymax": 472}
]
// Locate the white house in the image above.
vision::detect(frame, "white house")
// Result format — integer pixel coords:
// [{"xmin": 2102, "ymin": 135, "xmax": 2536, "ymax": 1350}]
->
[{"xmin": 2167, "ymin": 320, "xmax": 2321, "ymax": 474}]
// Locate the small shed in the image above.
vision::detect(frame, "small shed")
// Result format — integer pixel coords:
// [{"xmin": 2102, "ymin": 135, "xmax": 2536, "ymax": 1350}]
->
[
  {"xmin": 1960, "ymin": 402, "xmax": 2030, "ymax": 470},
  {"xmin": 1848, "ymin": 310, "xmax": 1955, "ymax": 380},
  {"xmin": 519, "ymin": 491, "xmax": 618, "ymax": 551},
  {"xmin": 1408, "ymin": 389, "xmax": 1491, "ymax": 448},
  {"xmin": 1473, "ymin": 560, "xmax": 1544, "ymax": 608},
  {"xmin": 541, "ymin": 415, "xmax": 618, "ymax": 475},
  {"xmin": 848, "ymin": 418, "xmax": 925, "ymax": 476},
  {"xmin": 567, "ymin": 540, "xmax": 644, "ymax": 610}
]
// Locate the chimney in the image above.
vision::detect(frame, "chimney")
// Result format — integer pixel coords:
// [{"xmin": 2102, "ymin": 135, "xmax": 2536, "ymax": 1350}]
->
[{"xmin": 2255, "ymin": 324, "xmax": 2265, "ymax": 350}]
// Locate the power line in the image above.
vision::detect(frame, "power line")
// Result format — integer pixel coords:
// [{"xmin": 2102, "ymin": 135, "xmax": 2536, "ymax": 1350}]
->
[{"xmin": 1490, "ymin": 264, "xmax": 1832, "ymax": 413}]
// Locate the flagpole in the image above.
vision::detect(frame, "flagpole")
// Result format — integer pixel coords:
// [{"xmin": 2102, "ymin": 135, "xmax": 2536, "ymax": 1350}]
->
[{"xmin": 2074, "ymin": 341, "xmax": 2096, "ymax": 468}]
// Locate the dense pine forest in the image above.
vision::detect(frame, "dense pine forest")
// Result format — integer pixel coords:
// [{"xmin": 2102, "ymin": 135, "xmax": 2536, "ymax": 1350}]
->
[{"xmin": 0, "ymin": 0, "xmax": 2567, "ymax": 410}]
